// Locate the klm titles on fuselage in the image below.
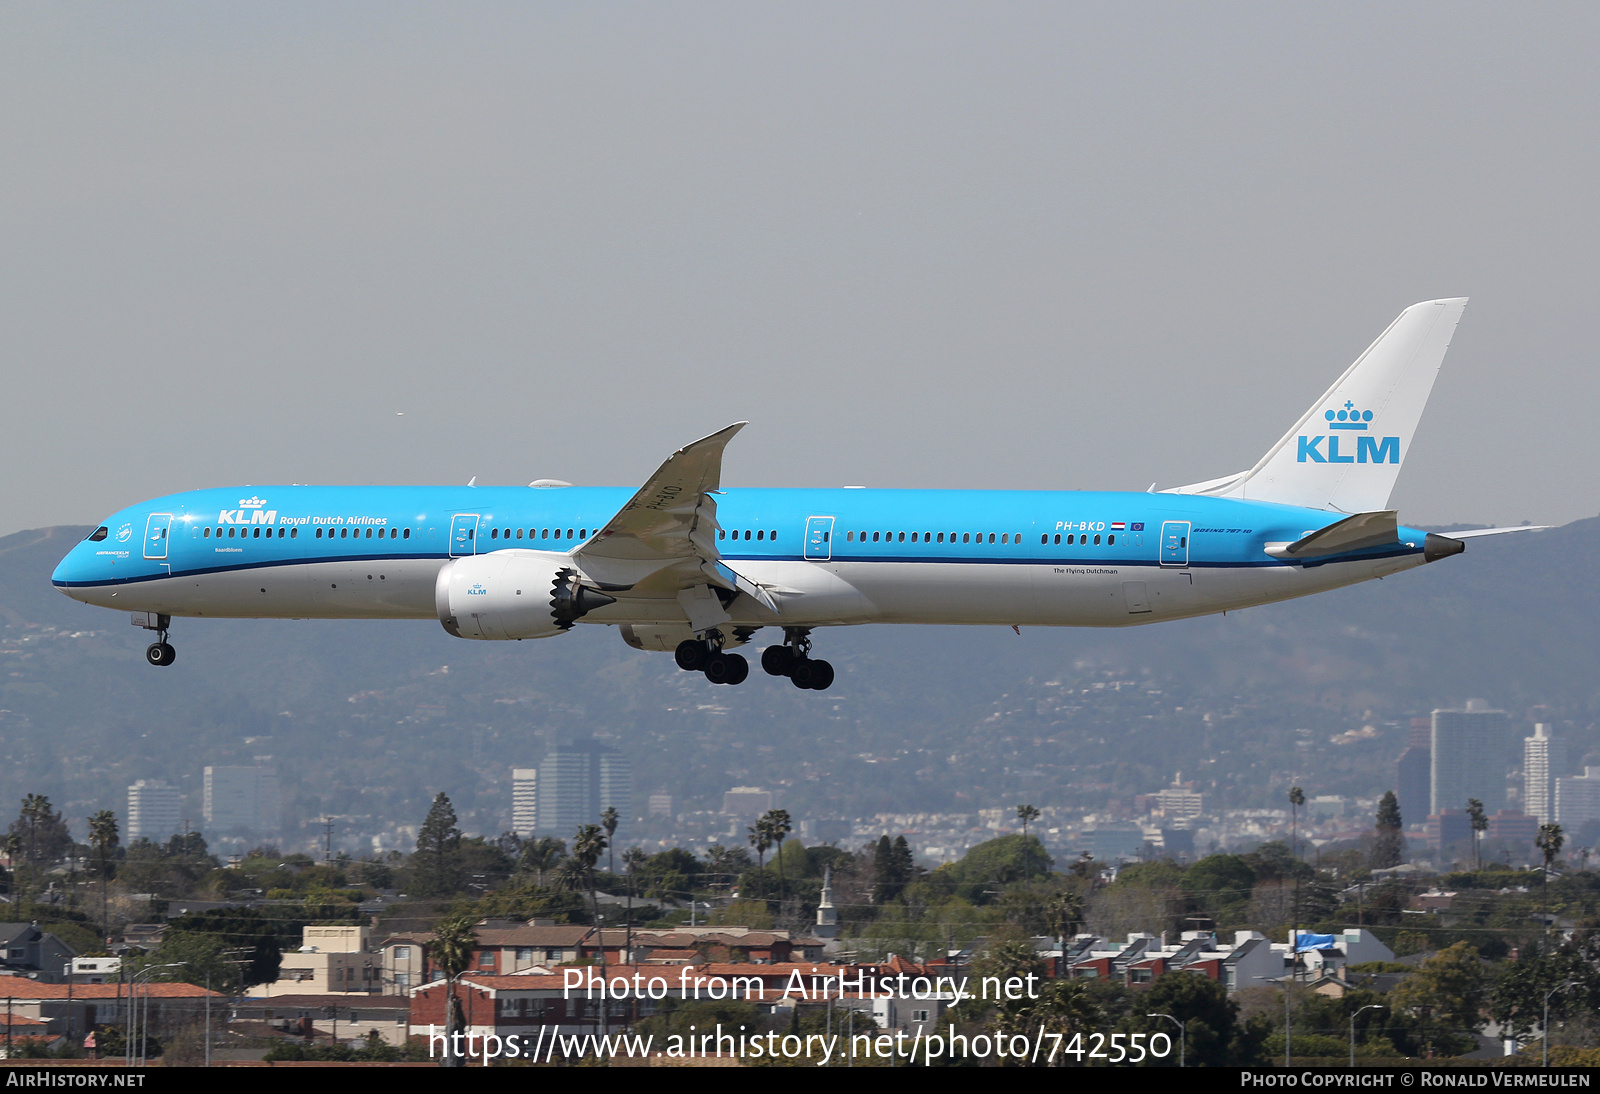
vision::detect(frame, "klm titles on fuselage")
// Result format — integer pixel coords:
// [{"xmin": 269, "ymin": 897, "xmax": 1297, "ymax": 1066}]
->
[
  {"xmin": 214, "ymin": 501, "xmax": 389, "ymax": 528},
  {"xmin": 1296, "ymin": 402, "xmax": 1399, "ymax": 465}
]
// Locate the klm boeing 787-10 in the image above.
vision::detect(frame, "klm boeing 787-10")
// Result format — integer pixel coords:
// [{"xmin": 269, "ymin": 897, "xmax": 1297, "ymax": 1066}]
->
[{"xmin": 53, "ymin": 299, "xmax": 1530, "ymax": 690}]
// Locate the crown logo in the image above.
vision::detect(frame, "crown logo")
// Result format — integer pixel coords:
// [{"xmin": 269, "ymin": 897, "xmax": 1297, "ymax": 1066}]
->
[
  {"xmin": 1323, "ymin": 401, "xmax": 1372, "ymax": 431},
  {"xmin": 239, "ymin": 496, "xmax": 267, "ymax": 508}
]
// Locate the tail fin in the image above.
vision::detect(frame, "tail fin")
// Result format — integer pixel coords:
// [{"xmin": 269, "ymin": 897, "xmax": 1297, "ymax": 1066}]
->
[{"xmin": 1168, "ymin": 298, "xmax": 1467, "ymax": 512}]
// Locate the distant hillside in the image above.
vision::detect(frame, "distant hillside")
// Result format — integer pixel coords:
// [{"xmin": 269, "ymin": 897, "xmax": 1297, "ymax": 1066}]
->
[{"xmin": 3, "ymin": 520, "xmax": 1595, "ymax": 847}]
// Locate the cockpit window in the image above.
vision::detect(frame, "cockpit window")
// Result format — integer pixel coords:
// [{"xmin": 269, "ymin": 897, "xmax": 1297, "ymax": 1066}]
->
[{"xmin": 87, "ymin": 527, "xmax": 108, "ymax": 542}]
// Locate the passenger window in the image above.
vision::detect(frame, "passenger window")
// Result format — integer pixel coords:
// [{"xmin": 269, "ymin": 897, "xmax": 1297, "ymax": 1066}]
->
[
  {"xmin": 1001, "ymin": 534, "xmax": 1008, "ymax": 544},
  {"xmin": 566, "ymin": 529, "xmax": 573, "ymax": 539},
  {"xmin": 291, "ymin": 528, "xmax": 298, "ymax": 539},
  {"xmin": 770, "ymin": 530, "xmax": 776, "ymax": 540},
  {"xmin": 846, "ymin": 531, "xmax": 854, "ymax": 542},
  {"xmin": 580, "ymin": 529, "xmax": 587, "ymax": 538},
  {"xmin": 719, "ymin": 530, "xmax": 726, "ymax": 539},
  {"xmin": 1108, "ymin": 534, "xmax": 1115, "ymax": 545},
  {"xmin": 988, "ymin": 533, "xmax": 995, "ymax": 544},
  {"xmin": 316, "ymin": 528, "xmax": 322, "ymax": 539},
  {"xmin": 491, "ymin": 528, "xmax": 498, "ymax": 539},
  {"xmin": 203, "ymin": 528, "xmax": 210, "ymax": 538},
  {"xmin": 897, "ymin": 532, "xmax": 905, "ymax": 543},
  {"xmin": 962, "ymin": 533, "xmax": 970, "ymax": 543},
  {"xmin": 1093, "ymin": 534, "xmax": 1101, "ymax": 545},
  {"xmin": 937, "ymin": 532, "xmax": 944, "ymax": 543},
  {"xmin": 872, "ymin": 532, "xmax": 880, "ymax": 542},
  {"xmin": 404, "ymin": 528, "xmax": 411, "ymax": 539},
  {"xmin": 756, "ymin": 530, "xmax": 764, "ymax": 540}
]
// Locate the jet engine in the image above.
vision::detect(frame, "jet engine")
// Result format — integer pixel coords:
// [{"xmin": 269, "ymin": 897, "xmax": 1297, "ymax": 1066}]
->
[{"xmin": 435, "ymin": 551, "xmax": 617, "ymax": 640}]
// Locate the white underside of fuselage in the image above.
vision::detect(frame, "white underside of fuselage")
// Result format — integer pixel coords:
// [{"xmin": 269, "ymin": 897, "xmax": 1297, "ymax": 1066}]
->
[{"xmin": 61, "ymin": 550, "xmax": 1429, "ymax": 635}]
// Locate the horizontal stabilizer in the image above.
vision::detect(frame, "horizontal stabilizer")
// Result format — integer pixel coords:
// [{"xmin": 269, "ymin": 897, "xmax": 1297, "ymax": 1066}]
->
[
  {"xmin": 1266, "ymin": 510, "xmax": 1398, "ymax": 559},
  {"xmin": 1433, "ymin": 525, "xmax": 1549, "ymax": 540}
]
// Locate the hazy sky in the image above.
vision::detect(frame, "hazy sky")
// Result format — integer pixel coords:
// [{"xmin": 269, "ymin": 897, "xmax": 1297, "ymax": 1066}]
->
[{"xmin": 4, "ymin": 3, "xmax": 1597, "ymax": 535}]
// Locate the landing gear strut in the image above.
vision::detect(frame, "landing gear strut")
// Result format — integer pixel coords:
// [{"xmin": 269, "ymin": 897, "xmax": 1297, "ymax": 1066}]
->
[
  {"xmin": 762, "ymin": 628, "xmax": 833, "ymax": 690},
  {"xmin": 674, "ymin": 632, "xmax": 748, "ymax": 685},
  {"xmin": 133, "ymin": 612, "xmax": 176, "ymax": 667}
]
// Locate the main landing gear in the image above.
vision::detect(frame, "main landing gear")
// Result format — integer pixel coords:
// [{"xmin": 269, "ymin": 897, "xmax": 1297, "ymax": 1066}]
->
[
  {"xmin": 134, "ymin": 612, "xmax": 176, "ymax": 667},
  {"xmin": 674, "ymin": 632, "xmax": 749, "ymax": 686},
  {"xmin": 761, "ymin": 628, "xmax": 833, "ymax": 691}
]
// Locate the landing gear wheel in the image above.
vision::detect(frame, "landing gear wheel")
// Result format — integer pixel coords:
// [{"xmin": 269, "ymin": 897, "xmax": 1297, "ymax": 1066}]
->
[
  {"xmin": 789, "ymin": 658, "xmax": 816, "ymax": 689},
  {"xmin": 675, "ymin": 639, "xmax": 709, "ymax": 671},
  {"xmin": 146, "ymin": 642, "xmax": 176, "ymax": 667},
  {"xmin": 761, "ymin": 646, "xmax": 794, "ymax": 676},
  {"xmin": 704, "ymin": 653, "xmax": 746, "ymax": 685},
  {"xmin": 808, "ymin": 658, "xmax": 834, "ymax": 690}
]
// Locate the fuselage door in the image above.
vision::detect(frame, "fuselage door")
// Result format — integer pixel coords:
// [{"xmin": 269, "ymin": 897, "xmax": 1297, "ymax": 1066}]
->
[
  {"xmin": 450, "ymin": 514, "xmax": 480, "ymax": 557},
  {"xmin": 1160, "ymin": 521, "xmax": 1190, "ymax": 567},
  {"xmin": 143, "ymin": 514, "xmax": 172, "ymax": 560},
  {"xmin": 803, "ymin": 516, "xmax": 835, "ymax": 561}
]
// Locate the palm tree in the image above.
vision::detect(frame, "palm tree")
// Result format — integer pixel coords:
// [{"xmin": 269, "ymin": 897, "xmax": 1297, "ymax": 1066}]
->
[
  {"xmin": 573, "ymin": 824, "xmax": 610, "ymax": 1030},
  {"xmin": 1537, "ymin": 823, "xmax": 1564, "ymax": 941},
  {"xmin": 88, "ymin": 811, "xmax": 119, "ymax": 942},
  {"xmin": 1016, "ymin": 804, "xmax": 1041, "ymax": 839},
  {"xmin": 1466, "ymin": 799, "xmax": 1487, "ymax": 871},
  {"xmin": 760, "ymin": 809, "xmax": 793, "ymax": 903},
  {"xmin": 601, "ymin": 806, "xmax": 620, "ymax": 876},
  {"xmin": 430, "ymin": 914, "xmax": 477, "ymax": 1068},
  {"xmin": 747, "ymin": 823, "xmax": 771, "ymax": 870}
]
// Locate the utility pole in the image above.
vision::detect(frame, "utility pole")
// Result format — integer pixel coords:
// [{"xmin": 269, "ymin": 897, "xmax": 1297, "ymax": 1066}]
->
[{"xmin": 323, "ymin": 817, "xmax": 334, "ymax": 863}]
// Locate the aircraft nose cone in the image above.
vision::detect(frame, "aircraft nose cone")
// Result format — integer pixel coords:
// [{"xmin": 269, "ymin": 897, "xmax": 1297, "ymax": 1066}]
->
[{"xmin": 1422, "ymin": 533, "xmax": 1466, "ymax": 563}]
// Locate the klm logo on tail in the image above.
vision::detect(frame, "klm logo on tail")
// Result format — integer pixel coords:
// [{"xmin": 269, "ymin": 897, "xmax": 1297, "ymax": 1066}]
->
[{"xmin": 1297, "ymin": 402, "xmax": 1399, "ymax": 465}]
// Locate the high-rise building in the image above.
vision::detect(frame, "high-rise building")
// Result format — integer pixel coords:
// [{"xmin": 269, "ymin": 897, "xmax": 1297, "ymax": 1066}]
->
[
  {"xmin": 1555, "ymin": 768, "xmax": 1600, "ymax": 830},
  {"xmin": 535, "ymin": 741, "xmax": 631, "ymax": 839},
  {"xmin": 202, "ymin": 767, "xmax": 282, "ymax": 836},
  {"xmin": 1523, "ymin": 724, "xmax": 1566, "ymax": 825},
  {"xmin": 1431, "ymin": 703, "xmax": 1510, "ymax": 816},
  {"xmin": 512, "ymin": 769, "xmax": 539, "ymax": 837},
  {"xmin": 127, "ymin": 780, "xmax": 181, "ymax": 843},
  {"xmin": 722, "ymin": 787, "xmax": 773, "ymax": 822}
]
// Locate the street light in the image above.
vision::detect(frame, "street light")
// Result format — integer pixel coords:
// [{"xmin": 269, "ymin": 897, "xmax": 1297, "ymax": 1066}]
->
[
  {"xmin": 1349, "ymin": 1004, "xmax": 1383, "ymax": 1066},
  {"xmin": 1147, "ymin": 1012, "xmax": 1186, "ymax": 1067},
  {"xmin": 1542, "ymin": 981, "xmax": 1578, "ymax": 1067},
  {"xmin": 126, "ymin": 964, "xmax": 183, "ymax": 1067}
]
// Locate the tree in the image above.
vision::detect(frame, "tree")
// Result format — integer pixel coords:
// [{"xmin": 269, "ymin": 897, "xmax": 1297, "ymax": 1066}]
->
[
  {"xmin": 431, "ymin": 914, "xmax": 477, "ymax": 1068},
  {"xmin": 871, "ymin": 834, "xmax": 915, "ymax": 905},
  {"xmin": 1537, "ymin": 823, "xmax": 1565, "ymax": 938},
  {"xmin": 1016, "ymin": 804, "xmax": 1040, "ymax": 839},
  {"xmin": 413, "ymin": 793, "xmax": 463, "ymax": 898},
  {"xmin": 1372, "ymin": 791, "xmax": 1405, "ymax": 869},
  {"xmin": 519, "ymin": 837, "xmax": 566, "ymax": 886},
  {"xmin": 1391, "ymin": 941, "xmax": 1488, "ymax": 1056},
  {"xmin": 572, "ymin": 824, "xmax": 610, "ymax": 1031},
  {"xmin": 9, "ymin": 794, "xmax": 72, "ymax": 872},
  {"xmin": 747, "ymin": 823, "xmax": 771, "ymax": 870},
  {"xmin": 1466, "ymin": 799, "xmax": 1487, "ymax": 871},
  {"xmin": 88, "ymin": 810, "xmax": 119, "ymax": 941},
  {"xmin": 1127, "ymin": 969, "xmax": 1265, "ymax": 1066},
  {"xmin": 601, "ymin": 806, "xmax": 620, "ymax": 876},
  {"xmin": 757, "ymin": 810, "xmax": 793, "ymax": 901}
]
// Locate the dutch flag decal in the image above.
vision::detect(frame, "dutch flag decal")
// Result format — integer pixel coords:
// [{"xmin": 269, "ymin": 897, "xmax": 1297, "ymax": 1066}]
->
[{"xmin": 1110, "ymin": 522, "xmax": 1126, "ymax": 531}]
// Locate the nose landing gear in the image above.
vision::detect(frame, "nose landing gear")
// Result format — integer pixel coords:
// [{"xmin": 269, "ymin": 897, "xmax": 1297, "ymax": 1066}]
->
[
  {"xmin": 133, "ymin": 612, "xmax": 176, "ymax": 667},
  {"xmin": 762, "ymin": 628, "xmax": 833, "ymax": 690}
]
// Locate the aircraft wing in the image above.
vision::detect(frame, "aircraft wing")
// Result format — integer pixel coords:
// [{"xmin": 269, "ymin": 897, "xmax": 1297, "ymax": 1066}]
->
[{"xmin": 574, "ymin": 423, "xmax": 777, "ymax": 615}]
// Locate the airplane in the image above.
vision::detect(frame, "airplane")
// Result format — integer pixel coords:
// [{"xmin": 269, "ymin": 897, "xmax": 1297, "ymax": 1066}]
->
[{"xmin": 52, "ymin": 298, "xmax": 1530, "ymax": 691}]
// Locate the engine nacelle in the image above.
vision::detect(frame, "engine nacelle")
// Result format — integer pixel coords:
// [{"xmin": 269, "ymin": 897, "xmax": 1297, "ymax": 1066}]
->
[{"xmin": 435, "ymin": 550, "xmax": 616, "ymax": 640}]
